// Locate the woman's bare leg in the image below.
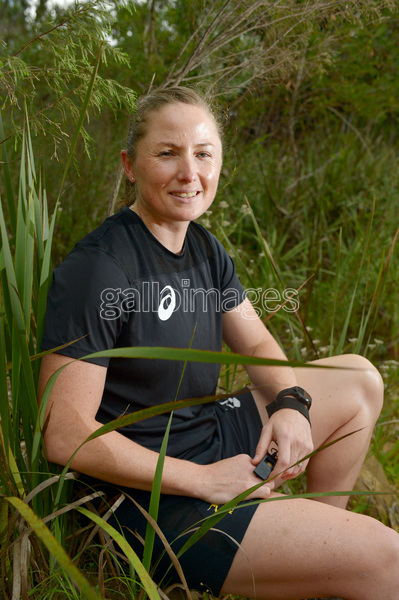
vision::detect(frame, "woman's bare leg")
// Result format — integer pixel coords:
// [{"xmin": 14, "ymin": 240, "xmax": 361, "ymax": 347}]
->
[
  {"xmin": 252, "ymin": 354, "xmax": 384, "ymax": 508},
  {"xmin": 297, "ymin": 354, "xmax": 384, "ymax": 508},
  {"xmin": 221, "ymin": 495, "xmax": 399, "ymax": 600},
  {"xmin": 228, "ymin": 354, "xmax": 399, "ymax": 599}
]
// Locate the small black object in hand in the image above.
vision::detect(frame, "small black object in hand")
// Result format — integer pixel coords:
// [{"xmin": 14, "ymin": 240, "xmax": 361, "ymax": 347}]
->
[{"xmin": 254, "ymin": 448, "xmax": 278, "ymax": 481}]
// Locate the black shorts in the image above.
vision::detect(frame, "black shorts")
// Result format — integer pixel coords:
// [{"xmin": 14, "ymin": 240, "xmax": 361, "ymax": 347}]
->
[{"xmin": 83, "ymin": 388, "xmax": 263, "ymax": 596}]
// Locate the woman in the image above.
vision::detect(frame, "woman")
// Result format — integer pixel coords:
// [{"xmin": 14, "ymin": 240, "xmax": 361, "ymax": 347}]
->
[{"xmin": 39, "ymin": 87, "xmax": 399, "ymax": 600}]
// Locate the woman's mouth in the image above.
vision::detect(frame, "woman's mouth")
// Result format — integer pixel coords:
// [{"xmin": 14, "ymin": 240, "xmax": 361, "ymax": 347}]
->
[{"xmin": 171, "ymin": 191, "xmax": 200, "ymax": 199}]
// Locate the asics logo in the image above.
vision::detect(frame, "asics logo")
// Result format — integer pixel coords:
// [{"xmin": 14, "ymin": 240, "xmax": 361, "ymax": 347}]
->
[
  {"xmin": 219, "ymin": 397, "xmax": 241, "ymax": 409},
  {"xmin": 158, "ymin": 285, "xmax": 176, "ymax": 321}
]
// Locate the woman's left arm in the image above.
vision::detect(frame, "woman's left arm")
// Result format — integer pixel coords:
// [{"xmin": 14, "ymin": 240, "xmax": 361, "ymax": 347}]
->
[{"xmin": 222, "ymin": 297, "xmax": 314, "ymax": 479}]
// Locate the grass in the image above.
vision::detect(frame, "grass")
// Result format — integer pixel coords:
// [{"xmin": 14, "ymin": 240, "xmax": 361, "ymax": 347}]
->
[
  {"xmin": 209, "ymin": 122, "xmax": 399, "ymax": 535},
  {"xmin": 1, "ymin": 82, "xmax": 398, "ymax": 600}
]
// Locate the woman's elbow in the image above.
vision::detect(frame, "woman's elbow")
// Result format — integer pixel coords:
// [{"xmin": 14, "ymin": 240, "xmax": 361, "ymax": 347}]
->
[
  {"xmin": 43, "ymin": 428, "xmax": 72, "ymax": 466},
  {"xmin": 43, "ymin": 416, "xmax": 85, "ymax": 466},
  {"xmin": 43, "ymin": 414, "xmax": 99, "ymax": 468}
]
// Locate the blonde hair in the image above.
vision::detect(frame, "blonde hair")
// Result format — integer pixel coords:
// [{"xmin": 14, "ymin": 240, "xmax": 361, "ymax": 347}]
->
[{"xmin": 122, "ymin": 87, "xmax": 224, "ymax": 206}]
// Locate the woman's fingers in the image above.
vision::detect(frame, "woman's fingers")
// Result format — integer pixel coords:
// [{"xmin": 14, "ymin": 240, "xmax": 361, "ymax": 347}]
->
[
  {"xmin": 204, "ymin": 454, "xmax": 274, "ymax": 503},
  {"xmin": 254, "ymin": 409, "xmax": 314, "ymax": 481}
]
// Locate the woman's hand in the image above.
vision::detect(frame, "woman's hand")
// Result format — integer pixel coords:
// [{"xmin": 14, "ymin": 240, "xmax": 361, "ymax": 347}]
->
[
  {"xmin": 252, "ymin": 409, "xmax": 314, "ymax": 481},
  {"xmin": 195, "ymin": 454, "xmax": 274, "ymax": 505},
  {"xmin": 222, "ymin": 301, "xmax": 314, "ymax": 482}
]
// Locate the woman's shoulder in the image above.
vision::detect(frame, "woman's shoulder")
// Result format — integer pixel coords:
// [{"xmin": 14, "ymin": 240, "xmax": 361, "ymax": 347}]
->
[
  {"xmin": 53, "ymin": 208, "xmax": 142, "ymax": 286},
  {"xmin": 75, "ymin": 207, "xmax": 138, "ymax": 254}
]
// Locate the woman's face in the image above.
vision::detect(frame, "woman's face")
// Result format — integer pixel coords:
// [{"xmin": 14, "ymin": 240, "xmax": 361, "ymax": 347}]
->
[{"xmin": 124, "ymin": 102, "xmax": 223, "ymax": 225}]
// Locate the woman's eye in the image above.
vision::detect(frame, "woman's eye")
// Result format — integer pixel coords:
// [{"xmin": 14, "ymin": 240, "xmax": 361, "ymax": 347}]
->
[{"xmin": 158, "ymin": 151, "xmax": 173, "ymax": 157}]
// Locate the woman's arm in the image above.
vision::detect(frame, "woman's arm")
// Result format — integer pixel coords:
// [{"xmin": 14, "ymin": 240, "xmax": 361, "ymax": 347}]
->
[
  {"xmin": 222, "ymin": 298, "xmax": 314, "ymax": 478},
  {"xmin": 39, "ymin": 352, "xmax": 272, "ymax": 503},
  {"xmin": 222, "ymin": 298, "xmax": 298, "ymax": 397}
]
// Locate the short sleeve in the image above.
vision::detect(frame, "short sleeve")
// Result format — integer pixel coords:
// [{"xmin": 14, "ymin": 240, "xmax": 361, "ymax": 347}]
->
[{"xmin": 41, "ymin": 245, "xmax": 130, "ymax": 366}]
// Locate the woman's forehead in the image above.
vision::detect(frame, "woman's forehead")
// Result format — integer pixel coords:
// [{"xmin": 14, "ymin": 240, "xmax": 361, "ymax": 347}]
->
[{"xmin": 143, "ymin": 102, "xmax": 221, "ymax": 142}]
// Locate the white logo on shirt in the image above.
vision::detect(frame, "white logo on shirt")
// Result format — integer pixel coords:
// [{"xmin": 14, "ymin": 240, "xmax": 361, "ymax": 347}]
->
[
  {"xmin": 158, "ymin": 285, "xmax": 176, "ymax": 321},
  {"xmin": 219, "ymin": 396, "xmax": 241, "ymax": 409}
]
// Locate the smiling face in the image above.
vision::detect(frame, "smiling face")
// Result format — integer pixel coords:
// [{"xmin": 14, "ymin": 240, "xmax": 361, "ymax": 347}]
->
[{"xmin": 121, "ymin": 102, "xmax": 223, "ymax": 229}]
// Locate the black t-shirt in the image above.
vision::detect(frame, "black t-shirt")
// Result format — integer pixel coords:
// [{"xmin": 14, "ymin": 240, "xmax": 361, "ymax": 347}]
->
[{"xmin": 42, "ymin": 207, "xmax": 245, "ymax": 458}]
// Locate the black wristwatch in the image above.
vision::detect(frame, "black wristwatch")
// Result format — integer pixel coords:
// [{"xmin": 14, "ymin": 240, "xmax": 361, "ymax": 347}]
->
[
  {"xmin": 266, "ymin": 386, "xmax": 312, "ymax": 423},
  {"xmin": 276, "ymin": 386, "xmax": 312, "ymax": 408}
]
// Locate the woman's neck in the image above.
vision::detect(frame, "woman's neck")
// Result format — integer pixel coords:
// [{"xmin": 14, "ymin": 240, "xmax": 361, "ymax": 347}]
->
[{"xmin": 130, "ymin": 204, "xmax": 188, "ymax": 255}]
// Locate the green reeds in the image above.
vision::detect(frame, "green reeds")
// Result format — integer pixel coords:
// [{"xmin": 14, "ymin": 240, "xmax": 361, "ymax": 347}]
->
[
  {"xmin": 0, "ymin": 48, "xmax": 109, "ymax": 599},
  {"xmin": 1, "ymin": 55, "xmax": 397, "ymax": 600}
]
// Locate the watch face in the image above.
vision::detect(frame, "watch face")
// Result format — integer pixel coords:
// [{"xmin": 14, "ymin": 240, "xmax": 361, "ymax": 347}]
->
[
  {"xmin": 276, "ymin": 386, "xmax": 312, "ymax": 408},
  {"xmin": 282, "ymin": 386, "xmax": 312, "ymax": 407},
  {"xmin": 300, "ymin": 394, "xmax": 312, "ymax": 408},
  {"xmin": 294, "ymin": 386, "xmax": 312, "ymax": 407}
]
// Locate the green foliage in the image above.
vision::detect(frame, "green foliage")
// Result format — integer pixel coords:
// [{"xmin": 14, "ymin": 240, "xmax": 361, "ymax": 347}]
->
[
  {"xmin": 311, "ymin": 18, "xmax": 399, "ymax": 126},
  {"xmin": 209, "ymin": 124, "xmax": 399, "ymax": 362},
  {"xmin": 1, "ymin": 1, "xmax": 398, "ymax": 596},
  {"xmin": 0, "ymin": 44, "xmax": 106, "ymax": 594},
  {"xmin": 0, "ymin": 1, "xmax": 136, "ymax": 157}
]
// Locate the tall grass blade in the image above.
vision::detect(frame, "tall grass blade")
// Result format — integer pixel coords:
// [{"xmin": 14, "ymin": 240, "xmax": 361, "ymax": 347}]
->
[
  {"xmin": 85, "ymin": 346, "xmax": 329, "ymax": 368},
  {"xmin": 31, "ymin": 46, "xmax": 105, "ymax": 484},
  {"xmin": 172, "ymin": 430, "xmax": 386, "ymax": 563},
  {"xmin": 35, "ymin": 196, "xmax": 59, "ymax": 352},
  {"xmin": 142, "ymin": 413, "xmax": 173, "ymax": 572},
  {"xmin": 58, "ymin": 44, "xmax": 103, "ymax": 200},
  {"xmin": 243, "ymin": 196, "xmax": 316, "ymax": 353},
  {"xmin": 356, "ymin": 226, "xmax": 399, "ymax": 353},
  {"xmin": 3, "ymin": 442, "xmax": 25, "ymax": 498},
  {"xmin": 143, "ymin": 327, "xmax": 197, "ymax": 571},
  {"xmin": 6, "ymin": 497, "xmax": 102, "ymax": 600},
  {"xmin": 126, "ymin": 493, "xmax": 192, "ymax": 600},
  {"xmin": 329, "ymin": 228, "xmax": 342, "ymax": 355},
  {"xmin": 44, "ymin": 352, "xmax": 345, "ymax": 512},
  {"xmin": 78, "ymin": 507, "xmax": 161, "ymax": 600},
  {"xmin": 0, "ymin": 307, "xmax": 9, "ymax": 455},
  {"xmin": 0, "ymin": 498, "xmax": 9, "ymax": 553},
  {"xmin": 37, "ymin": 346, "xmax": 337, "ymax": 478},
  {"xmin": 244, "ymin": 196, "xmax": 284, "ymax": 286},
  {"xmin": 0, "ymin": 111, "xmax": 16, "ymax": 234},
  {"xmin": 38, "ymin": 346, "xmax": 345, "ymax": 477},
  {"xmin": 218, "ymin": 226, "xmax": 257, "ymax": 289},
  {"xmin": 14, "ymin": 121, "xmax": 35, "ymax": 340},
  {"xmin": 0, "ymin": 192, "xmax": 36, "ymax": 419},
  {"xmin": 335, "ymin": 199, "xmax": 376, "ymax": 354}
]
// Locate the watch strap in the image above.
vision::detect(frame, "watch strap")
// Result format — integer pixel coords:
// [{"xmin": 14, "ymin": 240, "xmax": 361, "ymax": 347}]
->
[
  {"xmin": 266, "ymin": 396, "xmax": 311, "ymax": 424},
  {"xmin": 276, "ymin": 386, "xmax": 311, "ymax": 407}
]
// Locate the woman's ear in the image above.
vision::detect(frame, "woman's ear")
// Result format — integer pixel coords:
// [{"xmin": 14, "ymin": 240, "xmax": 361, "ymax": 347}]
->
[{"xmin": 121, "ymin": 150, "xmax": 135, "ymax": 181}]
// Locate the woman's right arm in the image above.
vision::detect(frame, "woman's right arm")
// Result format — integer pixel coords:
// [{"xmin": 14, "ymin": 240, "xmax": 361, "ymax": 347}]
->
[{"xmin": 39, "ymin": 353, "xmax": 273, "ymax": 503}]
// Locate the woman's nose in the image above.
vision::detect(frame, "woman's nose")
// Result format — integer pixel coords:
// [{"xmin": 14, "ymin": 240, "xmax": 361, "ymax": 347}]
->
[{"xmin": 177, "ymin": 156, "xmax": 196, "ymax": 181}]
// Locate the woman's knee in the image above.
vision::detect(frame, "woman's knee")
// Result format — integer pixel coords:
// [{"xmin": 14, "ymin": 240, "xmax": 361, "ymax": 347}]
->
[{"xmin": 340, "ymin": 353, "xmax": 384, "ymax": 422}]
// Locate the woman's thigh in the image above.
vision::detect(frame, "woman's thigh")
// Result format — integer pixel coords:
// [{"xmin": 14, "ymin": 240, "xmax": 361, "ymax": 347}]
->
[{"xmin": 221, "ymin": 493, "xmax": 398, "ymax": 600}]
